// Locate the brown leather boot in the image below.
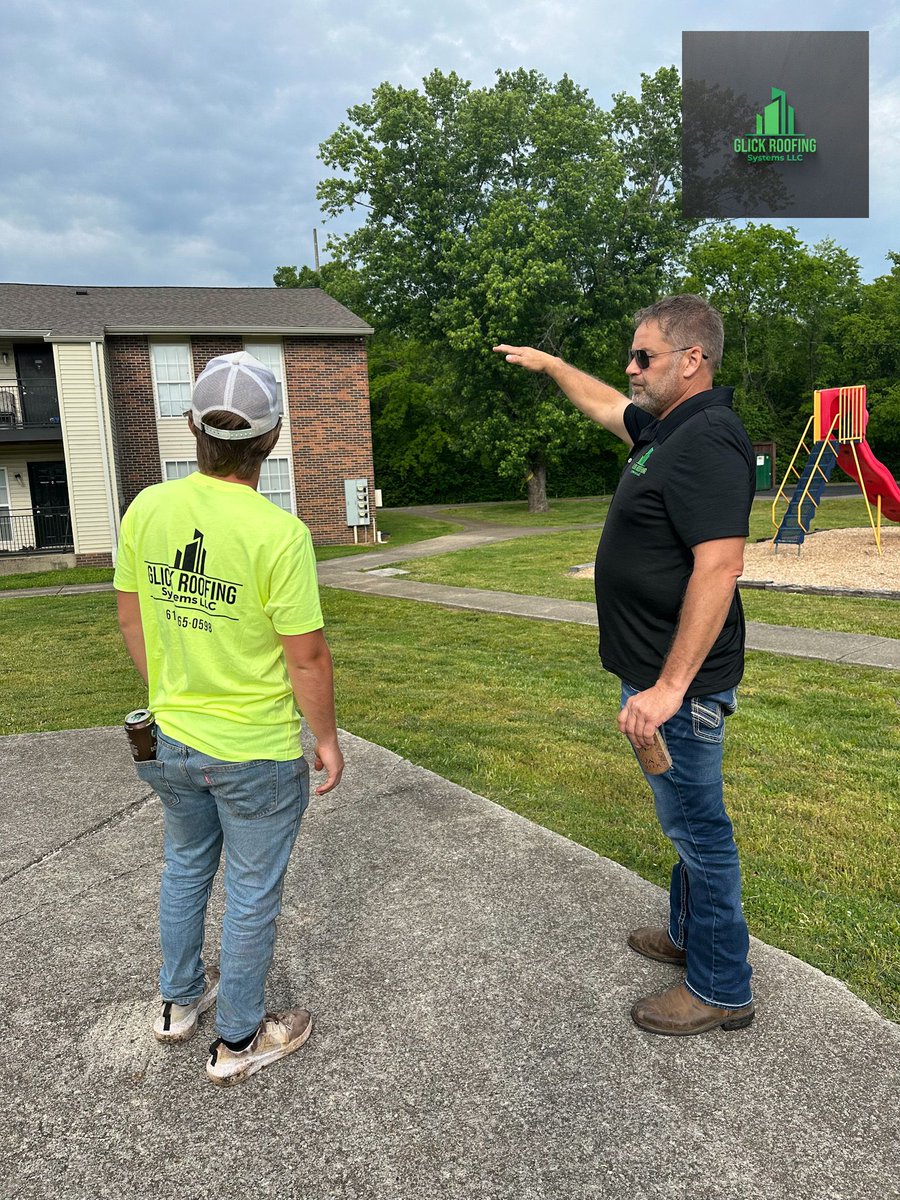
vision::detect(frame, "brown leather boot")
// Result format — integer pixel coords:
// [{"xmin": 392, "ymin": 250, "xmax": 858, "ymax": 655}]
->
[
  {"xmin": 627, "ymin": 926, "xmax": 687, "ymax": 965},
  {"xmin": 631, "ymin": 982, "xmax": 755, "ymax": 1036}
]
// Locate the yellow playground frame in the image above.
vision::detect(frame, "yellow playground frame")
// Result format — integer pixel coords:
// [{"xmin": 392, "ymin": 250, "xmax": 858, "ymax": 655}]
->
[{"xmin": 771, "ymin": 386, "xmax": 883, "ymax": 555}]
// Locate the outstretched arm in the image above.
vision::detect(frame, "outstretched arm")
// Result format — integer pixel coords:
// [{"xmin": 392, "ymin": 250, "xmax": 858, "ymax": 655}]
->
[{"xmin": 493, "ymin": 344, "xmax": 633, "ymax": 447}]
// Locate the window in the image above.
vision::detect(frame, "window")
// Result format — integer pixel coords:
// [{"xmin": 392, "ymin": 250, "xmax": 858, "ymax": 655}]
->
[
  {"xmin": 259, "ymin": 458, "xmax": 293, "ymax": 512},
  {"xmin": 164, "ymin": 457, "xmax": 292, "ymax": 512},
  {"xmin": 151, "ymin": 344, "xmax": 193, "ymax": 417},
  {"xmin": 164, "ymin": 460, "xmax": 198, "ymax": 481},
  {"xmin": 244, "ymin": 342, "xmax": 284, "ymax": 406},
  {"xmin": 0, "ymin": 467, "xmax": 10, "ymax": 543}
]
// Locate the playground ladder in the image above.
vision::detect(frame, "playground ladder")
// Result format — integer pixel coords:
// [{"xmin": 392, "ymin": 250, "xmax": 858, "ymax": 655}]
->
[{"xmin": 772, "ymin": 413, "xmax": 841, "ymax": 549}]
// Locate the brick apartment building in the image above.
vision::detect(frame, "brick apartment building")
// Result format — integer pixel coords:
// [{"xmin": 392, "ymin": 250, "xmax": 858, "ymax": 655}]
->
[{"xmin": 0, "ymin": 284, "xmax": 374, "ymax": 569}]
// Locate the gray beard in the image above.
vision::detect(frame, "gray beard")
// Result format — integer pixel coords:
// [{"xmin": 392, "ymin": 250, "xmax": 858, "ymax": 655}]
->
[{"xmin": 629, "ymin": 389, "xmax": 666, "ymax": 417}]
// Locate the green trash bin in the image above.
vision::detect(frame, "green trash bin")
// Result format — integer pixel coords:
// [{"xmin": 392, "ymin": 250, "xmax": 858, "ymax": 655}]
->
[{"xmin": 755, "ymin": 454, "xmax": 772, "ymax": 490}]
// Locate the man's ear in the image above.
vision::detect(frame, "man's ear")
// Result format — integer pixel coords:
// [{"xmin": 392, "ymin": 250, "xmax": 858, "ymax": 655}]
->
[{"xmin": 186, "ymin": 414, "xmax": 198, "ymax": 437}]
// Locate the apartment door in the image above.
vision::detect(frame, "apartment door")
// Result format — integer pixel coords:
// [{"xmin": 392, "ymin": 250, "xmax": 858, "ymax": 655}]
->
[
  {"xmin": 15, "ymin": 344, "xmax": 59, "ymax": 426},
  {"xmin": 27, "ymin": 461, "xmax": 72, "ymax": 548}
]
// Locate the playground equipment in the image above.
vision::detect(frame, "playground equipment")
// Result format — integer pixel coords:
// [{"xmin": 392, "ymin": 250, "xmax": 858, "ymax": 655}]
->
[{"xmin": 772, "ymin": 386, "xmax": 900, "ymax": 554}]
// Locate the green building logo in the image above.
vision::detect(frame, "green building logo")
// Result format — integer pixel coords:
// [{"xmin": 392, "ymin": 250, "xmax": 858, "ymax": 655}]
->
[
  {"xmin": 733, "ymin": 87, "xmax": 817, "ymax": 164},
  {"xmin": 756, "ymin": 87, "xmax": 795, "ymax": 136}
]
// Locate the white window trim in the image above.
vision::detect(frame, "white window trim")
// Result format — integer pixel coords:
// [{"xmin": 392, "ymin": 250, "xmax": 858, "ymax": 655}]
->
[
  {"xmin": 164, "ymin": 459, "xmax": 198, "ymax": 481},
  {"xmin": 0, "ymin": 467, "xmax": 11, "ymax": 544},
  {"xmin": 150, "ymin": 342, "xmax": 193, "ymax": 420},
  {"xmin": 259, "ymin": 456, "xmax": 294, "ymax": 514}
]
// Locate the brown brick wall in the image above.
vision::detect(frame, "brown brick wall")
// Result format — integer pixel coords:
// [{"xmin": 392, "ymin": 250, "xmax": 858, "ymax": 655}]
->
[
  {"xmin": 191, "ymin": 338, "xmax": 243, "ymax": 377},
  {"xmin": 106, "ymin": 337, "xmax": 162, "ymax": 507},
  {"xmin": 106, "ymin": 332, "xmax": 374, "ymax": 543},
  {"xmin": 76, "ymin": 552, "xmax": 114, "ymax": 568},
  {"xmin": 283, "ymin": 337, "xmax": 374, "ymax": 545}
]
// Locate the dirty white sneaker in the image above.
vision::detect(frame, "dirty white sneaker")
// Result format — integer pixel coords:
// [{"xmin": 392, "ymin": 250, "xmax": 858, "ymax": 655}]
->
[
  {"xmin": 206, "ymin": 1008, "xmax": 313, "ymax": 1087},
  {"xmin": 153, "ymin": 966, "xmax": 220, "ymax": 1043}
]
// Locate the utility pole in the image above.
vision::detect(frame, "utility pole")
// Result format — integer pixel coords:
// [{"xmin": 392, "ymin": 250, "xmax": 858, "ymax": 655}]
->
[{"xmin": 313, "ymin": 228, "xmax": 320, "ymax": 273}]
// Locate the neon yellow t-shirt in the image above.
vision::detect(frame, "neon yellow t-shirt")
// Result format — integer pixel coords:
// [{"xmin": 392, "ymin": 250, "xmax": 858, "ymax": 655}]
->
[{"xmin": 114, "ymin": 471, "xmax": 323, "ymax": 761}]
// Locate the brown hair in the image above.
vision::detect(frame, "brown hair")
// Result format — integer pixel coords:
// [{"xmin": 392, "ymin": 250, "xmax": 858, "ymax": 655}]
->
[
  {"xmin": 190, "ymin": 410, "xmax": 282, "ymax": 479},
  {"xmin": 633, "ymin": 294, "xmax": 724, "ymax": 373}
]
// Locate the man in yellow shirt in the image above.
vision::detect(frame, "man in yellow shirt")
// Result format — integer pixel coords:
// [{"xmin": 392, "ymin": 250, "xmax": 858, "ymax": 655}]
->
[{"xmin": 115, "ymin": 351, "xmax": 343, "ymax": 1087}]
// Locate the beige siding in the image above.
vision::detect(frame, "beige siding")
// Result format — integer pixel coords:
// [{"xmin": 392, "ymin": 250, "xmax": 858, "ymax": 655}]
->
[{"xmin": 54, "ymin": 343, "xmax": 116, "ymax": 555}]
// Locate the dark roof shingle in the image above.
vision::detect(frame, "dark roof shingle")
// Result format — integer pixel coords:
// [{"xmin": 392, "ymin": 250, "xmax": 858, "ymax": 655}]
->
[{"xmin": 0, "ymin": 284, "xmax": 373, "ymax": 339}]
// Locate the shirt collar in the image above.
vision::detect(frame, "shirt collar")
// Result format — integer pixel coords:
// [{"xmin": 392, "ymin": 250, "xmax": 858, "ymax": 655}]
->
[{"xmin": 633, "ymin": 386, "xmax": 736, "ymax": 447}]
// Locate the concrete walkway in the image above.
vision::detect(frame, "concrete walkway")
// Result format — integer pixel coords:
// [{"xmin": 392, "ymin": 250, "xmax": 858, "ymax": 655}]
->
[
  {"xmin": 316, "ymin": 530, "xmax": 900, "ymax": 671},
  {"xmin": 2, "ymin": 726, "xmax": 897, "ymax": 1200}
]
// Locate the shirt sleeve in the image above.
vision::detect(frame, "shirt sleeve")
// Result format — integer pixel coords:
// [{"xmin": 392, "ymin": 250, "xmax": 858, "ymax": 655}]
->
[
  {"xmin": 265, "ymin": 527, "xmax": 324, "ymax": 635},
  {"xmin": 623, "ymin": 404, "xmax": 655, "ymax": 445},
  {"xmin": 661, "ymin": 412, "xmax": 754, "ymax": 548},
  {"xmin": 113, "ymin": 505, "xmax": 138, "ymax": 591}
]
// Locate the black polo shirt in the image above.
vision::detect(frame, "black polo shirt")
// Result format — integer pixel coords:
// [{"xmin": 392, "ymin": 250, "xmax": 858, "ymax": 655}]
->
[{"xmin": 594, "ymin": 386, "xmax": 754, "ymax": 695}]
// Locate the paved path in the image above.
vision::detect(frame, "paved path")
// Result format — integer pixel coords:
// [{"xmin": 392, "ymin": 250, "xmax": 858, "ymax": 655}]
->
[
  {"xmin": 316, "ymin": 527, "xmax": 900, "ymax": 671},
  {"xmin": 6, "ymin": 516, "xmax": 900, "ymax": 670},
  {"xmin": 2, "ymin": 726, "xmax": 897, "ymax": 1200}
]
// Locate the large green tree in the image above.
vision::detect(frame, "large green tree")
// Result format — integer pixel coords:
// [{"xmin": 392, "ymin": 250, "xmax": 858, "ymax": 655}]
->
[
  {"xmin": 832, "ymin": 253, "xmax": 900, "ymax": 473},
  {"xmin": 680, "ymin": 223, "xmax": 861, "ymax": 448},
  {"xmin": 313, "ymin": 66, "xmax": 689, "ymax": 509}
]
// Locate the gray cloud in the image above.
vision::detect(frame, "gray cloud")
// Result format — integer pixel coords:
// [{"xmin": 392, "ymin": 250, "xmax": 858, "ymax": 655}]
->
[{"xmin": 1, "ymin": 0, "xmax": 893, "ymax": 286}]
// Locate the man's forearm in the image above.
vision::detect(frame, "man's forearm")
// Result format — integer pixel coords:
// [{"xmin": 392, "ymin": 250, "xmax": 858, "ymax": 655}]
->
[
  {"xmin": 617, "ymin": 537, "xmax": 745, "ymax": 747},
  {"xmin": 493, "ymin": 344, "xmax": 630, "ymax": 442},
  {"xmin": 122, "ymin": 626, "xmax": 149, "ymax": 685},
  {"xmin": 657, "ymin": 564, "xmax": 741, "ymax": 696},
  {"xmin": 284, "ymin": 645, "xmax": 339, "ymax": 746}
]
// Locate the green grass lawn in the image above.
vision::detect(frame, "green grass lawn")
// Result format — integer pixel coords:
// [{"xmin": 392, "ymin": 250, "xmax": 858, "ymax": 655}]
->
[
  {"xmin": 0, "ymin": 510, "xmax": 461, "ymax": 587},
  {"xmin": 392, "ymin": 496, "xmax": 900, "ymax": 637},
  {"xmin": 435, "ymin": 491, "xmax": 868, "ymax": 535},
  {"xmin": 1, "ymin": 587, "xmax": 897, "ymax": 1021},
  {"xmin": 438, "ymin": 497, "xmax": 611, "ymax": 525}
]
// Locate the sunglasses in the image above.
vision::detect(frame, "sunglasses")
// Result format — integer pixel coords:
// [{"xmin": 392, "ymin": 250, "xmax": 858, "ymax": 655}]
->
[{"xmin": 628, "ymin": 346, "xmax": 709, "ymax": 370}]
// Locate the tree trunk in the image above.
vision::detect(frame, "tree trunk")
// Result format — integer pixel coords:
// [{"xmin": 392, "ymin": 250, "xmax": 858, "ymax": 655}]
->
[{"xmin": 525, "ymin": 459, "xmax": 549, "ymax": 513}]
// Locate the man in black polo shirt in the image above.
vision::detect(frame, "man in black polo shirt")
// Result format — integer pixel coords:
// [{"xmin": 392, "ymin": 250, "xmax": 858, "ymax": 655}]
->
[{"xmin": 494, "ymin": 294, "xmax": 756, "ymax": 1036}]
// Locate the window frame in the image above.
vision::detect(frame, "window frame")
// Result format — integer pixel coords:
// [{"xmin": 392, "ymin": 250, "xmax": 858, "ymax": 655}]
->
[
  {"xmin": 163, "ymin": 459, "xmax": 198, "ymax": 482},
  {"xmin": 0, "ymin": 466, "xmax": 11, "ymax": 543},
  {"xmin": 150, "ymin": 343, "xmax": 193, "ymax": 419},
  {"xmin": 258, "ymin": 456, "xmax": 294, "ymax": 513}
]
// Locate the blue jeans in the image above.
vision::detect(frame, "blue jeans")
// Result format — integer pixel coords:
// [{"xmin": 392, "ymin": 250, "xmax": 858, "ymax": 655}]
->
[
  {"xmin": 621, "ymin": 681, "xmax": 753, "ymax": 1008},
  {"xmin": 135, "ymin": 729, "xmax": 309, "ymax": 1041}
]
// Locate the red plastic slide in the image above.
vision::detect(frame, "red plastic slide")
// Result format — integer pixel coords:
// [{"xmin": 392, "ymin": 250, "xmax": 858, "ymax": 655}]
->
[
  {"xmin": 817, "ymin": 386, "xmax": 900, "ymax": 523},
  {"xmin": 836, "ymin": 439, "xmax": 900, "ymax": 523}
]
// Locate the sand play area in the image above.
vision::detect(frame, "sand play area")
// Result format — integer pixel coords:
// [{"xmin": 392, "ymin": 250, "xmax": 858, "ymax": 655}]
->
[{"xmin": 573, "ymin": 527, "xmax": 900, "ymax": 594}]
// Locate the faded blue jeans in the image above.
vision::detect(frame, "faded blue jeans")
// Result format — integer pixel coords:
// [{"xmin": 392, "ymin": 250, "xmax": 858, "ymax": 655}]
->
[
  {"xmin": 621, "ymin": 681, "xmax": 753, "ymax": 1008},
  {"xmin": 135, "ymin": 729, "xmax": 309, "ymax": 1041}
]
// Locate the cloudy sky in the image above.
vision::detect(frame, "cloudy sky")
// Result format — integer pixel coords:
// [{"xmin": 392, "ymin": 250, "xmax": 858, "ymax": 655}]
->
[{"xmin": 3, "ymin": 0, "xmax": 896, "ymax": 287}]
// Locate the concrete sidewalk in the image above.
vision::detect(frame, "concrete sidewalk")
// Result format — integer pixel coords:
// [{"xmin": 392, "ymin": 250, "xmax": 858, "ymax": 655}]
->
[
  {"xmin": 6, "ymin": 518, "xmax": 900, "ymax": 669},
  {"xmin": 317, "ymin": 545, "xmax": 900, "ymax": 671},
  {"xmin": 1, "ymin": 727, "xmax": 897, "ymax": 1200}
]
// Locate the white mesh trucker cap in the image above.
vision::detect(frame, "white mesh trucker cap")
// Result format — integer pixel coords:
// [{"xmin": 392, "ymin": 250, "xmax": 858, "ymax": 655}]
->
[{"xmin": 191, "ymin": 351, "xmax": 282, "ymax": 441}]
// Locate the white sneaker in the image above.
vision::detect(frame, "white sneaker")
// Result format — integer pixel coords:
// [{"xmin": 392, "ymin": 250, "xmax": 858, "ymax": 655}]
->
[
  {"xmin": 206, "ymin": 1008, "xmax": 313, "ymax": 1087},
  {"xmin": 153, "ymin": 966, "xmax": 220, "ymax": 1043}
]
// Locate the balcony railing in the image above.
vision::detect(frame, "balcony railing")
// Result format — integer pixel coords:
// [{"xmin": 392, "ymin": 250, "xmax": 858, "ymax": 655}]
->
[
  {"xmin": 0, "ymin": 382, "xmax": 62, "ymax": 431},
  {"xmin": 0, "ymin": 507, "xmax": 73, "ymax": 553}
]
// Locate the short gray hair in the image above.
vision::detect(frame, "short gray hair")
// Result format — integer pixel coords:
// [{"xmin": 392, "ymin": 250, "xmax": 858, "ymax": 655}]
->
[{"xmin": 633, "ymin": 294, "xmax": 724, "ymax": 373}]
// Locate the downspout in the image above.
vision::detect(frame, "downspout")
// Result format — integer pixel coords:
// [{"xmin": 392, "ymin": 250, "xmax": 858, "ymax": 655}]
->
[{"xmin": 91, "ymin": 340, "xmax": 119, "ymax": 563}]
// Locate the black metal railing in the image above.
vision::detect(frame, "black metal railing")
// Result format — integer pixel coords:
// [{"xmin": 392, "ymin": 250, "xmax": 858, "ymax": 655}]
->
[
  {"xmin": 0, "ymin": 383, "xmax": 62, "ymax": 430},
  {"xmin": 0, "ymin": 507, "xmax": 73, "ymax": 553}
]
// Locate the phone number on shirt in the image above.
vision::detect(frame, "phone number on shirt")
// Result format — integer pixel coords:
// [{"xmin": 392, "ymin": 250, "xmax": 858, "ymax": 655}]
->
[{"xmin": 165, "ymin": 609, "xmax": 213, "ymax": 633}]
